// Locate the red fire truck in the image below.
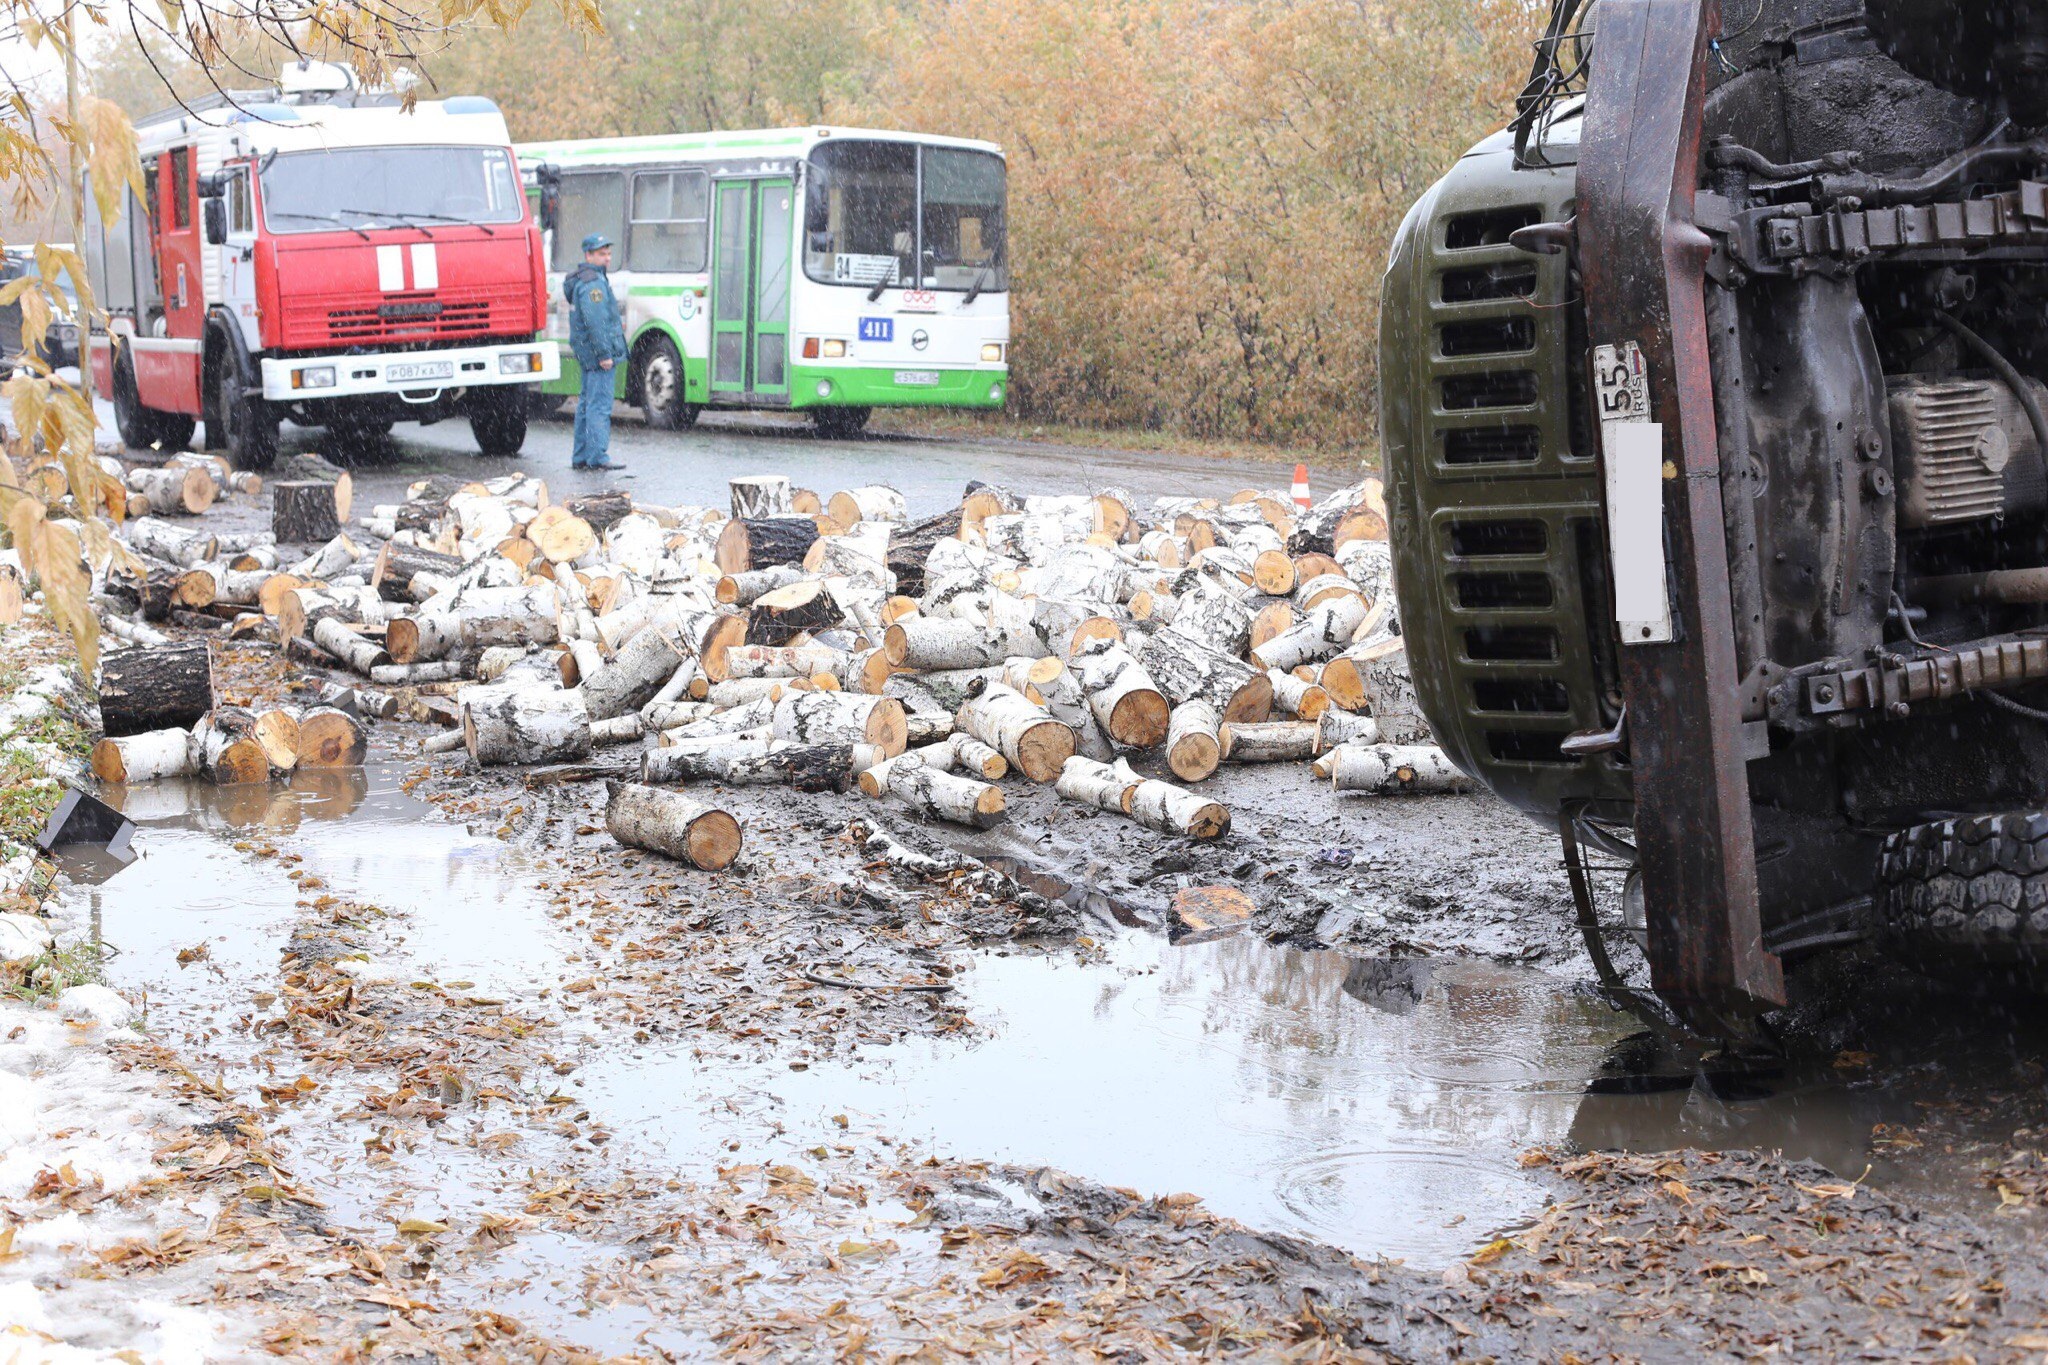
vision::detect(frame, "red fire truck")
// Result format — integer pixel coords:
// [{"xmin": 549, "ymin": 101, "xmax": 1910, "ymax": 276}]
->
[{"xmin": 85, "ymin": 63, "xmax": 558, "ymax": 469}]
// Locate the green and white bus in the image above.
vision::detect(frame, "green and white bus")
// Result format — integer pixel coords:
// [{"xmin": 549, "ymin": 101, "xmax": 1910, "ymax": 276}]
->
[{"xmin": 518, "ymin": 127, "xmax": 1009, "ymax": 437}]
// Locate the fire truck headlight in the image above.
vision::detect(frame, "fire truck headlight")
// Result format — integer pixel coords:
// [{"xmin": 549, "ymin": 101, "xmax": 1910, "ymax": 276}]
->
[
  {"xmin": 981, "ymin": 343, "xmax": 1005, "ymax": 363},
  {"xmin": 498, "ymin": 351, "xmax": 544, "ymax": 375},
  {"xmin": 292, "ymin": 366, "xmax": 336, "ymax": 390}
]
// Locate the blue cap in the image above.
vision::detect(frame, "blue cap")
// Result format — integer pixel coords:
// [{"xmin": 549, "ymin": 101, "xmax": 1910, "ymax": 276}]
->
[{"xmin": 581, "ymin": 233, "xmax": 613, "ymax": 253}]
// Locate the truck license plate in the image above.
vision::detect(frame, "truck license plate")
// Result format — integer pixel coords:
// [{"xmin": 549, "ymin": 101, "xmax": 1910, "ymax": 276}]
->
[
  {"xmin": 387, "ymin": 360, "xmax": 454, "ymax": 383},
  {"xmin": 893, "ymin": 370, "xmax": 940, "ymax": 386}
]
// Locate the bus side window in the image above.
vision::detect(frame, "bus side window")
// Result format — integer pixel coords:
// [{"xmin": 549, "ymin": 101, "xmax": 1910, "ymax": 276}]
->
[
  {"xmin": 628, "ymin": 170, "xmax": 709, "ymax": 273},
  {"xmin": 551, "ymin": 171, "xmax": 626, "ymax": 273}
]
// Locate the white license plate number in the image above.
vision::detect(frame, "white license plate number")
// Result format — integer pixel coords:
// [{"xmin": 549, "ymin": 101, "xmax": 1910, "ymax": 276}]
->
[
  {"xmin": 894, "ymin": 370, "xmax": 940, "ymax": 386},
  {"xmin": 387, "ymin": 360, "xmax": 453, "ymax": 383}
]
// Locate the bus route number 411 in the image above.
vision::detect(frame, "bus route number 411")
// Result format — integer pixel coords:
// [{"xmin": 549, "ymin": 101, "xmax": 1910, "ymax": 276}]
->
[{"xmin": 858, "ymin": 318, "xmax": 894, "ymax": 343}]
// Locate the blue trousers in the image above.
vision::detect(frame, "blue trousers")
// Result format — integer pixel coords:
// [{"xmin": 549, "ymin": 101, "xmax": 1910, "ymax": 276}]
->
[{"xmin": 572, "ymin": 363, "xmax": 614, "ymax": 467}]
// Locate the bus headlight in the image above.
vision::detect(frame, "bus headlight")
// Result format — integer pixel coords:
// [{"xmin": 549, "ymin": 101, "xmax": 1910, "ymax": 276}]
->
[
  {"xmin": 822, "ymin": 339, "xmax": 847, "ymax": 359},
  {"xmin": 499, "ymin": 352, "xmax": 544, "ymax": 375},
  {"xmin": 816, "ymin": 380, "xmax": 834, "ymax": 398},
  {"xmin": 981, "ymin": 343, "xmax": 1005, "ymax": 363},
  {"xmin": 292, "ymin": 365, "xmax": 336, "ymax": 389}
]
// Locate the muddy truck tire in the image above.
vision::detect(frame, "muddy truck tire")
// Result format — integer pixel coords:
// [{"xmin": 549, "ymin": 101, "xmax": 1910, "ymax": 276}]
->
[{"xmin": 1878, "ymin": 813, "xmax": 2048, "ymax": 966}]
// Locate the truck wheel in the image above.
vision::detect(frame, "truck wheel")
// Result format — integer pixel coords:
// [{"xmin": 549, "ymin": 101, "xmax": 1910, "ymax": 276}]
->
[
  {"xmin": 111, "ymin": 348, "xmax": 165, "ymax": 449},
  {"xmin": 470, "ymin": 398, "xmax": 527, "ymax": 458},
  {"xmin": 217, "ymin": 369, "xmax": 279, "ymax": 471},
  {"xmin": 637, "ymin": 337, "xmax": 699, "ymax": 430},
  {"xmin": 1877, "ymin": 812, "xmax": 2048, "ymax": 967},
  {"xmin": 526, "ymin": 390, "xmax": 568, "ymax": 419},
  {"xmin": 811, "ymin": 406, "xmax": 871, "ymax": 438}
]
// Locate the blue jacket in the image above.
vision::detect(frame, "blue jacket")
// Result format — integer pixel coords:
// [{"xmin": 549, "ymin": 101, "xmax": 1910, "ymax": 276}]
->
[{"xmin": 565, "ymin": 263, "xmax": 626, "ymax": 370}]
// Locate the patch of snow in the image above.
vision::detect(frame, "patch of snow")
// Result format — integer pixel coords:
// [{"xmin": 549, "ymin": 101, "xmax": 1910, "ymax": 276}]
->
[
  {"xmin": 0, "ymin": 913, "xmax": 52, "ymax": 966},
  {"xmin": 53, "ymin": 985, "xmax": 134, "ymax": 1029}
]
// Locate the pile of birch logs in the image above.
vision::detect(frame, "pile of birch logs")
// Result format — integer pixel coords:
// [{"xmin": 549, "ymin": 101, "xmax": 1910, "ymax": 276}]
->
[{"xmin": 92, "ymin": 462, "xmax": 1468, "ymax": 869}]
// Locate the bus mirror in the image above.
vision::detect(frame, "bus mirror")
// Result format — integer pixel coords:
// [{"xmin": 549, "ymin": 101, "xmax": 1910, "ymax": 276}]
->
[{"xmin": 203, "ymin": 198, "xmax": 227, "ymax": 246}]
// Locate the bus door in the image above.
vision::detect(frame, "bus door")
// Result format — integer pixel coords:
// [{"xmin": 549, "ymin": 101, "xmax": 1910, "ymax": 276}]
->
[{"xmin": 709, "ymin": 176, "xmax": 792, "ymax": 403}]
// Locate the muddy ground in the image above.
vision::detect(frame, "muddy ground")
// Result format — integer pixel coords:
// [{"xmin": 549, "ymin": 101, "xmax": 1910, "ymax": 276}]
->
[{"xmin": 29, "ymin": 425, "xmax": 2048, "ymax": 1359}]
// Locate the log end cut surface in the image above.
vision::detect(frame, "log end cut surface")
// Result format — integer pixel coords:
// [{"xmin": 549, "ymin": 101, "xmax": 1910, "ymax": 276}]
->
[{"xmin": 688, "ymin": 810, "xmax": 744, "ymax": 871}]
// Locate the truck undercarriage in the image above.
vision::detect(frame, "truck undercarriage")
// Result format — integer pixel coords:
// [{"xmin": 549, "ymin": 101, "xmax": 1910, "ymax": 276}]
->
[{"xmin": 1384, "ymin": 0, "xmax": 2048, "ymax": 1031}]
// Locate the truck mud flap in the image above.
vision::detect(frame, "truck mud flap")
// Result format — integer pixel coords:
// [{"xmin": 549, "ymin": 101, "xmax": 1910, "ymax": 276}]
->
[{"xmin": 1575, "ymin": 0, "xmax": 1784, "ymax": 1028}]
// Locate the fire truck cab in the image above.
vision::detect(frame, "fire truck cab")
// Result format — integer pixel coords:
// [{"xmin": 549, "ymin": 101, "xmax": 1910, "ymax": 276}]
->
[{"xmin": 85, "ymin": 62, "xmax": 558, "ymax": 469}]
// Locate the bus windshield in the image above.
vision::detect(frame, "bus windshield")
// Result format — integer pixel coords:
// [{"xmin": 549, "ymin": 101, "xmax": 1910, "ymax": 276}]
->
[
  {"xmin": 261, "ymin": 146, "xmax": 525, "ymax": 234},
  {"xmin": 804, "ymin": 141, "xmax": 1006, "ymax": 293}
]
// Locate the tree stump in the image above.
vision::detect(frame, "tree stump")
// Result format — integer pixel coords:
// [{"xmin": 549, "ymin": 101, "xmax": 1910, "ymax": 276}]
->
[{"xmin": 273, "ymin": 481, "xmax": 342, "ymax": 544}]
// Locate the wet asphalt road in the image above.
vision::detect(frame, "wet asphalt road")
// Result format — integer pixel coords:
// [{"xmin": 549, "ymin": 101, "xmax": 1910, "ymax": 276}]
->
[{"xmin": 293, "ymin": 405, "xmax": 1322, "ymax": 515}]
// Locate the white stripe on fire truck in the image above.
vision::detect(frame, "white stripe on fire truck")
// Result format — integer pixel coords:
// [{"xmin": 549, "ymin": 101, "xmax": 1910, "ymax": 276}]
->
[
  {"xmin": 375, "ymin": 245, "xmax": 404, "ymax": 292},
  {"xmin": 410, "ymin": 243, "xmax": 439, "ymax": 291}
]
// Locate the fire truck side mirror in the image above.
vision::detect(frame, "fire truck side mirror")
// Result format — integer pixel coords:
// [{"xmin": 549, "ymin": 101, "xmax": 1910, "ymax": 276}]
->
[{"xmin": 203, "ymin": 197, "xmax": 227, "ymax": 246}]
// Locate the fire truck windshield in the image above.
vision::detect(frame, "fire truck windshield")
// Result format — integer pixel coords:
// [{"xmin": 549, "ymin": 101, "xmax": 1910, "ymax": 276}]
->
[{"xmin": 260, "ymin": 145, "xmax": 524, "ymax": 234}]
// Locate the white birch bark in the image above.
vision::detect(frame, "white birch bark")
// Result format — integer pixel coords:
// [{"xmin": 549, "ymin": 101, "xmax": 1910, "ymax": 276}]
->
[
  {"xmin": 606, "ymin": 781, "xmax": 742, "ymax": 870},
  {"xmin": 1313, "ymin": 743, "xmax": 1468, "ymax": 794},
  {"xmin": 462, "ymin": 684, "xmax": 592, "ymax": 766}
]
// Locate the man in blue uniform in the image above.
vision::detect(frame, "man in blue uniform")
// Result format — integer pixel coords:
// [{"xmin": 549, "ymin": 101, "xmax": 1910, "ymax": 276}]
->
[{"xmin": 566, "ymin": 233, "xmax": 628, "ymax": 472}]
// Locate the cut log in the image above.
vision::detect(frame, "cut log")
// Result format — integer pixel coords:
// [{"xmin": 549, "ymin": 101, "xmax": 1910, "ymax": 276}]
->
[
  {"xmin": 1218, "ymin": 720, "xmax": 1322, "ymax": 763},
  {"xmin": 273, "ymin": 480, "xmax": 343, "ymax": 544},
  {"xmin": 723, "ymin": 644, "xmax": 852, "ymax": 681},
  {"xmin": 295, "ymin": 707, "xmax": 368, "ymax": 767},
  {"xmin": 1313, "ymin": 742, "xmax": 1468, "ymax": 794},
  {"xmin": 1357, "ymin": 638, "xmax": 1431, "ymax": 745},
  {"xmin": 883, "ymin": 616, "xmax": 1018, "ymax": 671},
  {"xmin": 724, "ymin": 742, "xmax": 879, "ymax": 793},
  {"xmin": 716, "ymin": 516, "xmax": 819, "ymax": 574},
  {"xmin": 641, "ymin": 733, "xmax": 777, "ymax": 784},
  {"xmin": 590, "ymin": 714, "xmax": 646, "ymax": 747},
  {"xmin": 939, "ymin": 731, "xmax": 1007, "ymax": 780},
  {"xmin": 191, "ymin": 709, "xmax": 271, "ymax": 785},
  {"xmin": 318, "ymin": 683, "xmax": 399, "ymax": 720},
  {"xmin": 716, "ymin": 564, "xmax": 804, "ymax": 607},
  {"xmin": 771, "ymin": 691, "xmax": 907, "ymax": 755},
  {"xmin": 253, "ymin": 709, "xmax": 301, "ymax": 772},
  {"xmin": 903, "ymin": 711, "xmax": 954, "ymax": 747},
  {"xmin": 1166, "ymin": 700, "xmax": 1222, "ymax": 782},
  {"xmin": 641, "ymin": 699, "xmax": 717, "ymax": 732},
  {"xmin": 885, "ymin": 508, "xmax": 964, "ymax": 598},
  {"xmin": 1133, "ymin": 632, "xmax": 1272, "ymax": 724},
  {"xmin": 371, "ymin": 662, "xmax": 467, "ymax": 686},
  {"xmin": 566, "ymin": 489, "xmax": 634, "ymax": 533},
  {"xmin": 704, "ymin": 678, "xmax": 794, "ymax": 708},
  {"xmin": 386, "ymin": 587, "xmax": 561, "ymax": 665},
  {"xmin": 125, "ymin": 518, "xmax": 216, "ymax": 568},
  {"xmin": 1318, "ymin": 710, "xmax": 1382, "ymax": 748},
  {"xmin": 527, "ymin": 506, "xmax": 597, "ymax": 564},
  {"xmin": 90, "ymin": 727, "xmax": 193, "ymax": 784},
  {"xmin": 99, "ymin": 641, "xmax": 215, "ymax": 736},
  {"xmin": 1247, "ymin": 601, "xmax": 1298, "ymax": 654},
  {"xmin": 311, "ymin": 617, "xmax": 390, "ymax": 676},
  {"xmin": 1251, "ymin": 595, "xmax": 1371, "ymax": 672},
  {"xmin": 581, "ymin": 624, "xmax": 688, "ymax": 721},
  {"xmin": 371, "ymin": 541, "xmax": 463, "ymax": 602},
  {"xmin": 126, "ymin": 464, "xmax": 216, "ymax": 516},
  {"xmin": 827, "ymin": 484, "xmax": 907, "ymax": 526},
  {"xmin": 1054, "ymin": 755, "xmax": 1138, "ymax": 814},
  {"xmin": 1267, "ymin": 670, "xmax": 1332, "ymax": 720},
  {"xmin": 289, "ymin": 533, "xmax": 364, "ymax": 581},
  {"xmin": 1125, "ymin": 771, "xmax": 1231, "ymax": 840},
  {"xmin": 861, "ymin": 757, "xmax": 1007, "ymax": 828},
  {"xmin": 1167, "ymin": 579, "xmax": 1255, "ymax": 657},
  {"xmin": 463, "ymin": 685, "xmax": 592, "ymax": 766},
  {"xmin": 1072, "ymin": 641, "xmax": 1169, "ymax": 748},
  {"xmin": 954, "ymin": 683, "xmax": 1074, "ymax": 783},
  {"xmin": 605, "ymin": 781, "xmax": 742, "ymax": 870},
  {"xmin": 729, "ymin": 475, "xmax": 793, "ymax": 520},
  {"xmin": 746, "ymin": 579, "xmax": 840, "ymax": 645}
]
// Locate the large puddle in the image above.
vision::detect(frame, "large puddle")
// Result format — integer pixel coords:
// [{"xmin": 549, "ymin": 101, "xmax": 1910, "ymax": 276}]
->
[{"xmin": 52, "ymin": 766, "xmax": 2041, "ymax": 1284}]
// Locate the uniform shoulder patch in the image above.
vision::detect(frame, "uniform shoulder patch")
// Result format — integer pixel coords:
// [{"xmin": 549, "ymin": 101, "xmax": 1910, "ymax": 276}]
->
[{"xmin": 587, "ymin": 288, "xmax": 605, "ymax": 303}]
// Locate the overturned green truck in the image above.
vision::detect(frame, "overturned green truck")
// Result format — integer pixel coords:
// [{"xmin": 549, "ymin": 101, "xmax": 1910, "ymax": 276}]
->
[{"xmin": 1381, "ymin": 0, "xmax": 2048, "ymax": 1029}]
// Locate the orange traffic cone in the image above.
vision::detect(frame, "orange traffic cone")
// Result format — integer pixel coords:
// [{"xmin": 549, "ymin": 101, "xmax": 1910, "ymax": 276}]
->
[{"xmin": 1292, "ymin": 462, "xmax": 1311, "ymax": 510}]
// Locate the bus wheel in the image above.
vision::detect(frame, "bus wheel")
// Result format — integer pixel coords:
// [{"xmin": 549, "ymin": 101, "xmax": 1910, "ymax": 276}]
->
[
  {"xmin": 811, "ymin": 406, "xmax": 872, "ymax": 439},
  {"xmin": 470, "ymin": 394, "xmax": 528, "ymax": 458},
  {"xmin": 638, "ymin": 337, "xmax": 696, "ymax": 430},
  {"xmin": 217, "ymin": 368, "xmax": 279, "ymax": 471}
]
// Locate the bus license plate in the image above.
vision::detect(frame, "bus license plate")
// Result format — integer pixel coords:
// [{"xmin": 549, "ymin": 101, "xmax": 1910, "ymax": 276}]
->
[
  {"xmin": 894, "ymin": 370, "xmax": 940, "ymax": 386},
  {"xmin": 387, "ymin": 360, "xmax": 453, "ymax": 383}
]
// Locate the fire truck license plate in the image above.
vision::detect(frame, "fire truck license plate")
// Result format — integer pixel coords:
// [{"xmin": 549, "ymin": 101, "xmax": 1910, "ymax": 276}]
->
[
  {"xmin": 387, "ymin": 360, "xmax": 454, "ymax": 383},
  {"xmin": 893, "ymin": 370, "xmax": 940, "ymax": 386}
]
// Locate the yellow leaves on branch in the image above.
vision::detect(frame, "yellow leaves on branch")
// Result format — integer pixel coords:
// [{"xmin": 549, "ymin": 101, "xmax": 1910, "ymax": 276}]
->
[{"xmin": 1, "ymin": 492, "xmax": 96, "ymax": 678}]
